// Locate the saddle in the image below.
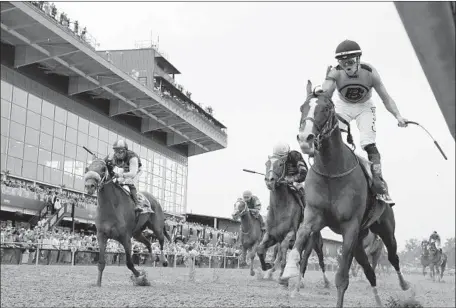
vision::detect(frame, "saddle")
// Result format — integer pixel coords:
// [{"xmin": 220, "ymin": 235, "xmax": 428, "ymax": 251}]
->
[
  {"xmin": 119, "ymin": 185, "xmax": 153, "ymax": 214},
  {"xmin": 357, "ymin": 155, "xmax": 386, "ymax": 230}
]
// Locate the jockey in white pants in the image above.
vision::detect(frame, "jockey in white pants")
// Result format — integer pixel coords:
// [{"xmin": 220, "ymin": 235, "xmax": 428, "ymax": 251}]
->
[{"xmin": 321, "ymin": 39, "xmax": 409, "ymax": 206}]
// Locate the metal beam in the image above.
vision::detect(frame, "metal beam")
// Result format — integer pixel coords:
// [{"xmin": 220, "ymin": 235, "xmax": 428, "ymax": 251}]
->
[
  {"xmin": 69, "ymin": 75, "xmax": 125, "ymax": 95},
  {"xmin": 109, "ymin": 99, "xmax": 160, "ymax": 117},
  {"xmin": 188, "ymin": 143, "xmax": 207, "ymax": 156},
  {"xmin": 1, "ymin": 7, "xmax": 16, "ymax": 14},
  {"xmin": 10, "ymin": 21, "xmax": 40, "ymax": 31},
  {"xmin": 166, "ymin": 133, "xmax": 187, "ymax": 146},
  {"xmin": 141, "ymin": 118, "xmax": 165, "ymax": 133},
  {"xmin": 14, "ymin": 44, "xmax": 80, "ymax": 68}
]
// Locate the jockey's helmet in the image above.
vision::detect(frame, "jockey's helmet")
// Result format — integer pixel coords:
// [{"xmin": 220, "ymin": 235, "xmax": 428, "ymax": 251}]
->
[
  {"xmin": 272, "ymin": 142, "xmax": 290, "ymax": 158},
  {"xmin": 335, "ymin": 40, "xmax": 362, "ymax": 60},
  {"xmin": 113, "ymin": 139, "xmax": 128, "ymax": 159},
  {"xmin": 335, "ymin": 40, "xmax": 361, "ymax": 77},
  {"xmin": 242, "ymin": 190, "xmax": 252, "ymax": 201}
]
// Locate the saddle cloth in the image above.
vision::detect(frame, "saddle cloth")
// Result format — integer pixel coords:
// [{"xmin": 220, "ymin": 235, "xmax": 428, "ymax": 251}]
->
[
  {"xmin": 120, "ymin": 186, "xmax": 153, "ymax": 214},
  {"xmin": 357, "ymin": 155, "xmax": 386, "ymax": 230}
]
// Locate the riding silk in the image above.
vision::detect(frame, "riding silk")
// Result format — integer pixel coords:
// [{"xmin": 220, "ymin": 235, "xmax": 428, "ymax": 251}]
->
[
  {"xmin": 326, "ymin": 62, "xmax": 379, "ymax": 104},
  {"xmin": 108, "ymin": 150, "xmax": 143, "ymax": 173},
  {"xmin": 285, "ymin": 150, "xmax": 308, "ymax": 183}
]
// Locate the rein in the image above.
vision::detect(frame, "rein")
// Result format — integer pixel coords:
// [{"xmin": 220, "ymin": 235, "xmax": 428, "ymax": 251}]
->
[{"xmin": 234, "ymin": 201, "xmax": 252, "ymax": 235}]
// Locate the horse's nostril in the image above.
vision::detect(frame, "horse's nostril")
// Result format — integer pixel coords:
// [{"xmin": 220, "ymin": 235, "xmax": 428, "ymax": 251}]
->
[{"xmin": 306, "ymin": 134, "xmax": 315, "ymax": 143}]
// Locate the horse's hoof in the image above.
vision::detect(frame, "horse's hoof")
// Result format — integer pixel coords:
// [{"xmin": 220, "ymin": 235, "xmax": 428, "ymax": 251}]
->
[
  {"xmin": 162, "ymin": 261, "xmax": 169, "ymax": 268},
  {"xmin": 250, "ymin": 270, "xmax": 255, "ymax": 277},
  {"xmin": 265, "ymin": 263, "xmax": 273, "ymax": 270},
  {"xmin": 401, "ymin": 281, "xmax": 410, "ymax": 291},
  {"xmin": 278, "ymin": 277, "xmax": 289, "ymax": 287}
]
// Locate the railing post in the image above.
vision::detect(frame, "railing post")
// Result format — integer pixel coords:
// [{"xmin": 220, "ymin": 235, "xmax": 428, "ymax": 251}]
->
[
  {"xmin": 237, "ymin": 257, "xmax": 240, "ymax": 269},
  {"xmin": 209, "ymin": 255, "xmax": 211, "ymax": 268},
  {"xmin": 35, "ymin": 243, "xmax": 40, "ymax": 266},
  {"xmin": 173, "ymin": 254, "xmax": 177, "ymax": 268}
]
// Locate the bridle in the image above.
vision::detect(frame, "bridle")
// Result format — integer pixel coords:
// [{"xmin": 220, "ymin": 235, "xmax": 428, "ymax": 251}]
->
[
  {"xmin": 87, "ymin": 159, "xmax": 113, "ymax": 193},
  {"xmin": 265, "ymin": 154, "xmax": 287, "ymax": 186},
  {"xmin": 299, "ymin": 93, "xmax": 358, "ymax": 178}
]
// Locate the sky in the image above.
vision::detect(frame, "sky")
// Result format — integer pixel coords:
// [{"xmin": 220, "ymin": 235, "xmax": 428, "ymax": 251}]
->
[{"xmin": 56, "ymin": 1, "xmax": 455, "ymax": 249}]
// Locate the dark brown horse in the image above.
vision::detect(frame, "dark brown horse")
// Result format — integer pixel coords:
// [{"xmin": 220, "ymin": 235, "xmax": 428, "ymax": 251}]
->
[
  {"xmin": 257, "ymin": 153, "xmax": 329, "ymax": 287},
  {"xmin": 421, "ymin": 240, "xmax": 447, "ymax": 282},
  {"xmin": 282, "ymin": 81, "xmax": 410, "ymax": 307},
  {"xmin": 232, "ymin": 198, "xmax": 264, "ymax": 276},
  {"xmin": 84, "ymin": 158, "xmax": 171, "ymax": 286}
]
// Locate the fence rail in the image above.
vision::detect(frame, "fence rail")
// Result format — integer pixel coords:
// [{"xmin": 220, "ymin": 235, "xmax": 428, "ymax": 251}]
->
[{"xmin": 0, "ymin": 242, "xmax": 341, "ymax": 272}]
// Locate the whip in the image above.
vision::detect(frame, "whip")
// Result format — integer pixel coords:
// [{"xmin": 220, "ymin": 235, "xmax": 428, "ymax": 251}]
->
[
  {"xmin": 242, "ymin": 169, "xmax": 265, "ymax": 176},
  {"xmin": 405, "ymin": 121, "xmax": 447, "ymax": 160}
]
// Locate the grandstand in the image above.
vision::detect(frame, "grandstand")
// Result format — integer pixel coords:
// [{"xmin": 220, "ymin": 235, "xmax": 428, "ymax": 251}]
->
[{"xmin": 0, "ymin": 1, "xmax": 227, "ymax": 232}]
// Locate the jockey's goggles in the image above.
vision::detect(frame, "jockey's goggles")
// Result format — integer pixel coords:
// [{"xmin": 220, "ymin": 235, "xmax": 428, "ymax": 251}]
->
[
  {"xmin": 338, "ymin": 57, "xmax": 358, "ymax": 68},
  {"xmin": 114, "ymin": 148, "xmax": 126, "ymax": 154}
]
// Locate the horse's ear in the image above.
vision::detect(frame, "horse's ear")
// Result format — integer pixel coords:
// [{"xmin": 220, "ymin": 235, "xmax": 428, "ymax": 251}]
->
[
  {"xmin": 306, "ymin": 80, "xmax": 312, "ymax": 96},
  {"xmin": 85, "ymin": 167, "xmax": 89, "ymax": 173}
]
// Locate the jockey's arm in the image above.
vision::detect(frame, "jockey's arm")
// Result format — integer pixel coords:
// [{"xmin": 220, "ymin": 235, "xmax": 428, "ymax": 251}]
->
[
  {"xmin": 253, "ymin": 196, "xmax": 262, "ymax": 211},
  {"xmin": 122, "ymin": 157, "xmax": 139, "ymax": 179},
  {"xmin": 372, "ymin": 68, "xmax": 403, "ymax": 120},
  {"xmin": 289, "ymin": 151, "xmax": 308, "ymax": 183},
  {"xmin": 321, "ymin": 68, "xmax": 338, "ymax": 97}
]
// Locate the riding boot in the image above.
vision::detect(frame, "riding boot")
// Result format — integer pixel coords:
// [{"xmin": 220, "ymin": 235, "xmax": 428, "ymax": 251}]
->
[
  {"xmin": 259, "ymin": 215, "xmax": 266, "ymax": 232},
  {"xmin": 128, "ymin": 185, "xmax": 143, "ymax": 212},
  {"xmin": 368, "ymin": 153, "xmax": 395, "ymax": 206}
]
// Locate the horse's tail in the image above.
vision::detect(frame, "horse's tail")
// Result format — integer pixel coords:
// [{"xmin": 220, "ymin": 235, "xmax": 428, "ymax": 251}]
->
[{"xmin": 163, "ymin": 226, "xmax": 172, "ymax": 243}]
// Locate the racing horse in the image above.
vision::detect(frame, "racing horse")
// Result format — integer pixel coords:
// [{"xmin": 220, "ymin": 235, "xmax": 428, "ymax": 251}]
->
[
  {"xmin": 84, "ymin": 158, "xmax": 171, "ymax": 286},
  {"xmin": 421, "ymin": 240, "xmax": 447, "ymax": 282},
  {"xmin": 257, "ymin": 153, "xmax": 329, "ymax": 287},
  {"xmin": 282, "ymin": 81, "xmax": 410, "ymax": 307},
  {"xmin": 232, "ymin": 198, "xmax": 264, "ymax": 276}
]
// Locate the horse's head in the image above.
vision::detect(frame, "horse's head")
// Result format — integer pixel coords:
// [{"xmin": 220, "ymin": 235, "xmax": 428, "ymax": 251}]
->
[
  {"xmin": 297, "ymin": 80, "xmax": 338, "ymax": 157},
  {"xmin": 84, "ymin": 158, "xmax": 108, "ymax": 195},
  {"xmin": 264, "ymin": 154, "xmax": 287, "ymax": 190},
  {"xmin": 421, "ymin": 240, "xmax": 430, "ymax": 255},
  {"xmin": 232, "ymin": 198, "xmax": 248, "ymax": 220}
]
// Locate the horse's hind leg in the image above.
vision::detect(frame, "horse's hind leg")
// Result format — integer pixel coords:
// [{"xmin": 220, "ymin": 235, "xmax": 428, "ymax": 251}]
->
[
  {"xmin": 148, "ymin": 221, "xmax": 168, "ymax": 267},
  {"xmin": 96, "ymin": 232, "xmax": 107, "ymax": 287},
  {"xmin": 353, "ymin": 236, "xmax": 382, "ymax": 307},
  {"xmin": 314, "ymin": 231, "xmax": 330, "ymax": 288},
  {"xmin": 256, "ymin": 232, "xmax": 277, "ymax": 271},
  {"xmin": 133, "ymin": 232, "xmax": 153, "ymax": 266},
  {"xmin": 372, "ymin": 216, "xmax": 410, "ymax": 291}
]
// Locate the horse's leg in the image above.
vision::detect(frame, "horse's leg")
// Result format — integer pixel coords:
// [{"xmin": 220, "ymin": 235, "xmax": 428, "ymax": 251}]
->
[
  {"xmin": 277, "ymin": 230, "xmax": 295, "ymax": 286},
  {"xmin": 422, "ymin": 264, "xmax": 426, "ymax": 276},
  {"xmin": 256, "ymin": 232, "xmax": 277, "ymax": 271},
  {"xmin": 334, "ymin": 222, "xmax": 360, "ymax": 308},
  {"xmin": 372, "ymin": 216, "xmax": 410, "ymax": 291},
  {"xmin": 353, "ymin": 236, "xmax": 382, "ymax": 307},
  {"xmin": 314, "ymin": 231, "xmax": 330, "ymax": 288},
  {"xmin": 133, "ymin": 232, "xmax": 153, "ymax": 266},
  {"xmin": 292, "ymin": 231, "xmax": 315, "ymax": 295},
  {"xmin": 121, "ymin": 236, "xmax": 141, "ymax": 279},
  {"xmin": 249, "ymin": 242, "xmax": 260, "ymax": 276},
  {"xmin": 148, "ymin": 221, "xmax": 169, "ymax": 267},
  {"xmin": 241, "ymin": 245, "xmax": 248, "ymax": 267},
  {"xmin": 96, "ymin": 232, "xmax": 107, "ymax": 287},
  {"xmin": 282, "ymin": 207, "xmax": 324, "ymax": 280}
]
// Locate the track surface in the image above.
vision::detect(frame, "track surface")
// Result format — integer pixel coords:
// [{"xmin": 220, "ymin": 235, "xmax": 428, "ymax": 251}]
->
[{"xmin": 1, "ymin": 265, "xmax": 454, "ymax": 307}]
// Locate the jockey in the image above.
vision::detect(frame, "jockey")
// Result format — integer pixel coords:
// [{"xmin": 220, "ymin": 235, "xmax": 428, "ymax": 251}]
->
[
  {"xmin": 321, "ymin": 39, "xmax": 409, "ymax": 206},
  {"xmin": 105, "ymin": 140, "xmax": 144, "ymax": 213},
  {"xmin": 272, "ymin": 142, "xmax": 308, "ymax": 207},
  {"xmin": 429, "ymin": 231, "xmax": 442, "ymax": 252},
  {"xmin": 242, "ymin": 190, "xmax": 266, "ymax": 231}
]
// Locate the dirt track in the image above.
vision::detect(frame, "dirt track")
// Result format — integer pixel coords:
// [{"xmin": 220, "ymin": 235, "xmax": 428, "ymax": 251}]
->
[{"xmin": 1, "ymin": 265, "xmax": 454, "ymax": 307}]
